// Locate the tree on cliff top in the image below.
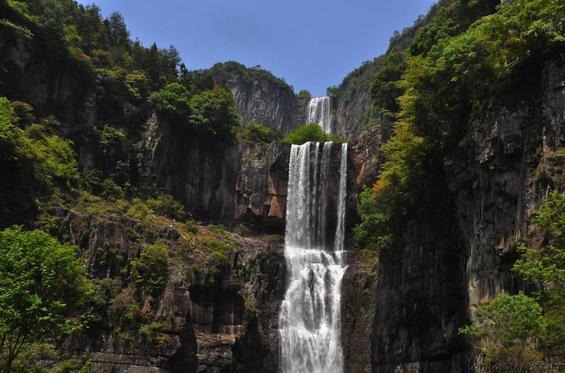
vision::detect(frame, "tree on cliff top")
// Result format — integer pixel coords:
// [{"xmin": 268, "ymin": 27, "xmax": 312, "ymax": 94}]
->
[
  {"xmin": 282, "ymin": 124, "xmax": 343, "ymax": 145},
  {"xmin": 0, "ymin": 226, "xmax": 92, "ymax": 372}
]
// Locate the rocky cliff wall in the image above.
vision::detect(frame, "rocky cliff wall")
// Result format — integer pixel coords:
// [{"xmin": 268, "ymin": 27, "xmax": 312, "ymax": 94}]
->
[
  {"xmin": 447, "ymin": 58, "xmax": 565, "ymax": 311},
  {"xmin": 208, "ymin": 63, "xmax": 308, "ymax": 135},
  {"xmin": 364, "ymin": 57, "xmax": 565, "ymax": 373},
  {"xmin": 51, "ymin": 201, "xmax": 286, "ymax": 373},
  {"xmin": 137, "ymin": 112, "xmax": 293, "ymax": 227},
  {"xmin": 332, "ymin": 61, "xmax": 381, "ymax": 140}
]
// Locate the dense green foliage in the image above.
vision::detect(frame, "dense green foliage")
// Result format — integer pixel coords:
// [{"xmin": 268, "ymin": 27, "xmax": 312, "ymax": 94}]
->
[
  {"xmin": 206, "ymin": 61, "xmax": 294, "ymax": 94},
  {"xmin": 146, "ymin": 194, "xmax": 186, "ymax": 221},
  {"xmin": 282, "ymin": 124, "xmax": 344, "ymax": 145},
  {"xmin": 0, "ymin": 226, "xmax": 92, "ymax": 372},
  {"xmin": 0, "ymin": 97, "xmax": 79, "ymax": 226},
  {"xmin": 461, "ymin": 192, "xmax": 565, "ymax": 363},
  {"xmin": 355, "ymin": 0, "xmax": 565, "ymax": 253},
  {"xmin": 5, "ymin": 0, "xmax": 181, "ymax": 96},
  {"xmin": 513, "ymin": 192, "xmax": 565, "ymax": 357},
  {"xmin": 354, "ymin": 122, "xmax": 428, "ymax": 252},
  {"xmin": 151, "ymin": 83, "xmax": 240, "ymax": 136},
  {"xmin": 4, "ymin": 0, "xmax": 242, "ymax": 140},
  {"xmin": 297, "ymin": 90, "xmax": 311, "ymax": 99},
  {"xmin": 352, "ymin": 188, "xmax": 392, "ymax": 252},
  {"xmin": 237, "ymin": 121, "xmax": 281, "ymax": 143},
  {"xmin": 514, "ymin": 193, "xmax": 565, "ymax": 285},
  {"xmin": 131, "ymin": 243, "xmax": 170, "ymax": 296},
  {"xmin": 460, "ymin": 293, "xmax": 546, "ymax": 364}
]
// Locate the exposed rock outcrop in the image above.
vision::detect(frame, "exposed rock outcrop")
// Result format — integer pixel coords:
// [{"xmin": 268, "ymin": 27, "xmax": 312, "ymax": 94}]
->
[
  {"xmin": 208, "ymin": 62, "xmax": 303, "ymax": 135},
  {"xmin": 332, "ymin": 61, "xmax": 381, "ymax": 139},
  {"xmin": 138, "ymin": 113, "xmax": 241, "ymax": 222},
  {"xmin": 446, "ymin": 58, "xmax": 565, "ymax": 311},
  {"xmin": 52, "ymin": 201, "xmax": 286, "ymax": 373},
  {"xmin": 367, "ymin": 57, "xmax": 565, "ymax": 373},
  {"xmin": 138, "ymin": 112, "xmax": 293, "ymax": 226},
  {"xmin": 236, "ymin": 142, "xmax": 291, "ymax": 232}
]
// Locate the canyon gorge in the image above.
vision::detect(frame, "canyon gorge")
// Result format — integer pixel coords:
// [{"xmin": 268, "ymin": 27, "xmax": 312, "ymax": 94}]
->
[{"xmin": 0, "ymin": 0, "xmax": 563, "ymax": 372}]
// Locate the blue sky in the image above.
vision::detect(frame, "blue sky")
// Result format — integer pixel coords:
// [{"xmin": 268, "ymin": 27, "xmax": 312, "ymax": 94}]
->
[{"xmin": 76, "ymin": 0, "xmax": 436, "ymax": 96}]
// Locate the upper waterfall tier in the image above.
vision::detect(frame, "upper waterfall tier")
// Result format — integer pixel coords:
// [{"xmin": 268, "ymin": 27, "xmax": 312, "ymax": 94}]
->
[{"xmin": 307, "ymin": 97, "xmax": 332, "ymax": 133}]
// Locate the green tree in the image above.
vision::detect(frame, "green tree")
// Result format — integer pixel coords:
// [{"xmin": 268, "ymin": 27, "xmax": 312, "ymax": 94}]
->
[
  {"xmin": 460, "ymin": 293, "xmax": 546, "ymax": 365},
  {"xmin": 188, "ymin": 85, "xmax": 240, "ymax": 136},
  {"xmin": 352, "ymin": 188, "xmax": 393, "ymax": 252},
  {"xmin": 151, "ymin": 82, "xmax": 193, "ymax": 119},
  {"xmin": 237, "ymin": 121, "xmax": 280, "ymax": 143},
  {"xmin": 513, "ymin": 192, "xmax": 565, "ymax": 356},
  {"xmin": 146, "ymin": 194, "xmax": 186, "ymax": 221},
  {"xmin": 105, "ymin": 11, "xmax": 129, "ymax": 48},
  {"xmin": 297, "ymin": 90, "xmax": 311, "ymax": 99},
  {"xmin": 0, "ymin": 226, "xmax": 92, "ymax": 372},
  {"xmin": 282, "ymin": 124, "xmax": 343, "ymax": 145}
]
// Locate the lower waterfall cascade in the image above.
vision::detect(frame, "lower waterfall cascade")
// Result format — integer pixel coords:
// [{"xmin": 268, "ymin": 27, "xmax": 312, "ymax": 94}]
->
[{"xmin": 279, "ymin": 141, "xmax": 348, "ymax": 373}]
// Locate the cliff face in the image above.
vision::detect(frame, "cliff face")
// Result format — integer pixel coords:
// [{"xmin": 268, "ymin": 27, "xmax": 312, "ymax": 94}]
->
[
  {"xmin": 236, "ymin": 142, "xmax": 290, "ymax": 232},
  {"xmin": 138, "ymin": 112, "xmax": 292, "ymax": 227},
  {"xmin": 208, "ymin": 63, "xmax": 306, "ymax": 135},
  {"xmin": 138, "ymin": 113, "xmax": 241, "ymax": 222},
  {"xmin": 332, "ymin": 61, "xmax": 381, "ymax": 139},
  {"xmin": 4, "ymin": 6, "xmax": 564, "ymax": 372},
  {"xmin": 362, "ymin": 57, "xmax": 565, "ymax": 373},
  {"xmin": 0, "ymin": 27, "xmax": 90, "ymax": 125},
  {"xmin": 447, "ymin": 59, "xmax": 565, "ymax": 310},
  {"xmin": 51, "ymin": 201, "xmax": 286, "ymax": 373}
]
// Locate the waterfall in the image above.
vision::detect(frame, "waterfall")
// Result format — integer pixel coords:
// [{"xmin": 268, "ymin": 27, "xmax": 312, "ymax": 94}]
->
[
  {"xmin": 279, "ymin": 142, "xmax": 348, "ymax": 373},
  {"xmin": 307, "ymin": 96, "xmax": 332, "ymax": 133}
]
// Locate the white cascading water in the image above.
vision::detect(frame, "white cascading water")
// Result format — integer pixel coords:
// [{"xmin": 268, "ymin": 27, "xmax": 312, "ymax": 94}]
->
[
  {"xmin": 307, "ymin": 96, "xmax": 332, "ymax": 133},
  {"xmin": 279, "ymin": 142, "xmax": 348, "ymax": 373}
]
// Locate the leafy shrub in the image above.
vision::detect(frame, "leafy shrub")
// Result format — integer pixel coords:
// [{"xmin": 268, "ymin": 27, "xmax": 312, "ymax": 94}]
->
[
  {"xmin": 188, "ymin": 85, "xmax": 240, "ymax": 136},
  {"xmin": 352, "ymin": 188, "xmax": 393, "ymax": 252},
  {"xmin": 0, "ymin": 98, "xmax": 79, "ymax": 225},
  {"xmin": 139, "ymin": 321, "xmax": 162, "ymax": 343},
  {"xmin": 131, "ymin": 243, "xmax": 169, "ymax": 295},
  {"xmin": 146, "ymin": 194, "xmax": 185, "ymax": 220},
  {"xmin": 125, "ymin": 198, "xmax": 151, "ymax": 220},
  {"xmin": 513, "ymin": 192, "xmax": 565, "ymax": 356},
  {"xmin": 0, "ymin": 97, "xmax": 21, "ymax": 149},
  {"xmin": 326, "ymin": 86, "xmax": 339, "ymax": 98},
  {"xmin": 372, "ymin": 122, "xmax": 428, "ymax": 206},
  {"xmin": 205, "ymin": 237, "xmax": 233, "ymax": 268},
  {"xmin": 91, "ymin": 277, "xmax": 122, "ymax": 314},
  {"xmin": 108, "ymin": 286, "xmax": 141, "ymax": 332},
  {"xmin": 460, "ymin": 293, "xmax": 545, "ymax": 365},
  {"xmin": 282, "ymin": 124, "xmax": 343, "ymax": 145},
  {"xmin": 98, "ymin": 124, "xmax": 126, "ymax": 148},
  {"xmin": 370, "ymin": 52, "xmax": 406, "ymax": 114},
  {"xmin": 297, "ymin": 90, "xmax": 311, "ymax": 99},
  {"xmin": 125, "ymin": 70, "xmax": 149, "ymax": 99},
  {"xmin": 151, "ymin": 82, "xmax": 193, "ymax": 119},
  {"xmin": 185, "ymin": 216, "xmax": 198, "ymax": 234},
  {"xmin": 101, "ymin": 179, "xmax": 124, "ymax": 201},
  {"xmin": 237, "ymin": 121, "xmax": 280, "ymax": 143},
  {"xmin": 152, "ymin": 83, "xmax": 240, "ymax": 137},
  {"xmin": 24, "ymin": 124, "xmax": 80, "ymax": 186}
]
